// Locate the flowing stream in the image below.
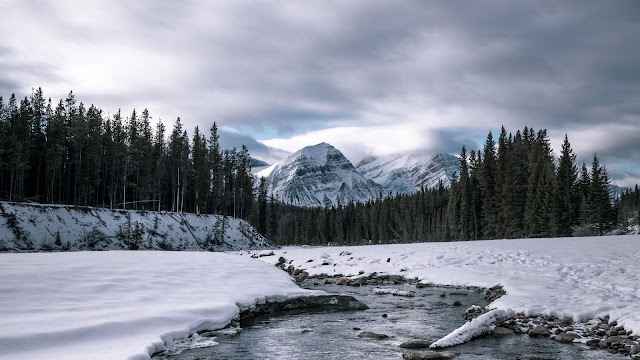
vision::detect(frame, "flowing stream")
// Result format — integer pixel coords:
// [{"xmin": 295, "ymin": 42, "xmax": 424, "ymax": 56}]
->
[{"xmin": 155, "ymin": 281, "xmax": 628, "ymax": 359}]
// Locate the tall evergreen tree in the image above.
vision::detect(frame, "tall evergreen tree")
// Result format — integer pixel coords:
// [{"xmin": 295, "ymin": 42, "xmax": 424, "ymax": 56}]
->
[
  {"xmin": 552, "ymin": 135, "xmax": 579, "ymax": 236},
  {"xmin": 190, "ymin": 126, "xmax": 209, "ymax": 214},
  {"xmin": 480, "ymin": 131, "xmax": 498, "ymax": 238}
]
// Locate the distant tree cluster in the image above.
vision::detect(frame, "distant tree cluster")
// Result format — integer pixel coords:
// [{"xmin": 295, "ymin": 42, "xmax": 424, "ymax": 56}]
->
[
  {"xmin": 448, "ymin": 126, "xmax": 616, "ymax": 239},
  {"xmin": 259, "ymin": 126, "xmax": 637, "ymax": 246},
  {"xmin": 617, "ymin": 184, "xmax": 640, "ymax": 228},
  {"xmin": 258, "ymin": 184, "xmax": 450, "ymax": 246},
  {"xmin": 0, "ymin": 89, "xmax": 254, "ymax": 219}
]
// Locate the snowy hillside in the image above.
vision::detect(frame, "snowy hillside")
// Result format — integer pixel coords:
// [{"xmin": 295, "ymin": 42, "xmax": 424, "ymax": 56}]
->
[
  {"xmin": 0, "ymin": 202, "xmax": 274, "ymax": 252},
  {"xmin": 256, "ymin": 143, "xmax": 385, "ymax": 207},
  {"xmin": 254, "ymin": 235, "xmax": 640, "ymax": 347},
  {"xmin": 0, "ymin": 251, "xmax": 323, "ymax": 360},
  {"xmin": 356, "ymin": 153, "xmax": 459, "ymax": 194}
]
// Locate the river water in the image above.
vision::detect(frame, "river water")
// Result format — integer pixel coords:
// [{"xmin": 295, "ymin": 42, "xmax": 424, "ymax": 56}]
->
[{"xmin": 155, "ymin": 281, "xmax": 628, "ymax": 360}]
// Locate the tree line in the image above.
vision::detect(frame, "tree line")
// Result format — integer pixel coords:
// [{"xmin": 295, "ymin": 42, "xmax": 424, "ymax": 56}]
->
[
  {"xmin": 0, "ymin": 88, "xmax": 254, "ymax": 219},
  {"xmin": 258, "ymin": 126, "xmax": 639, "ymax": 246},
  {"xmin": 1, "ymin": 89, "xmax": 637, "ymax": 246}
]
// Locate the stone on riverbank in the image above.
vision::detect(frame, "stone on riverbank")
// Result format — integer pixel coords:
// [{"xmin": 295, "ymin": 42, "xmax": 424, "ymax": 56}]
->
[
  {"xmin": 528, "ymin": 326, "xmax": 551, "ymax": 338},
  {"xmin": 554, "ymin": 332, "xmax": 580, "ymax": 343}
]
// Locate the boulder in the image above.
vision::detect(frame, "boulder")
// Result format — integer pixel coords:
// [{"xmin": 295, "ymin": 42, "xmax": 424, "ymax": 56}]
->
[
  {"xmin": 528, "ymin": 326, "xmax": 551, "ymax": 338},
  {"xmin": 554, "ymin": 332, "xmax": 580, "ymax": 343},
  {"xmin": 399, "ymin": 340, "xmax": 432, "ymax": 349},
  {"xmin": 492, "ymin": 327, "xmax": 515, "ymax": 337},
  {"xmin": 357, "ymin": 331, "xmax": 389, "ymax": 340},
  {"xmin": 586, "ymin": 338, "xmax": 601, "ymax": 347}
]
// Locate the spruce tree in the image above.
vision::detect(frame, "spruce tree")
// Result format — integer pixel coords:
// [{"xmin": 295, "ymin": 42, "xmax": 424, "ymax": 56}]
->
[
  {"xmin": 552, "ymin": 135, "xmax": 579, "ymax": 236},
  {"xmin": 481, "ymin": 131, "xmax": 497, "ymax": 238},
  {"xmin": 257, "ymin": 177, "xmax": 268, "ymax": 235}
]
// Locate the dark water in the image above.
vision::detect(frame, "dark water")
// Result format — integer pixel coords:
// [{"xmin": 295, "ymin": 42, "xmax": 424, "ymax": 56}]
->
[{"xmin": 155, "ymin": 282, "xmax": 628, "ymax": 360}]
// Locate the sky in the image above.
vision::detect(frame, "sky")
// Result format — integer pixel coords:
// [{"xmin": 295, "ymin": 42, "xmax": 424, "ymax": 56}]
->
[{"xmin": 1, "ymin": 1, "xmax": 639, "ymax": 186}]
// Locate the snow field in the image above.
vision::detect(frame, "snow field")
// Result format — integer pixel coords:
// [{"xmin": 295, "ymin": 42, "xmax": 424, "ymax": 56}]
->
[
  {"xmin": 0, "ymin": 251, "xmax": 323, "ymax": 360},
  {"xmin": 254, "ymin": 236, "xmax": 640, "ymax": 339}
]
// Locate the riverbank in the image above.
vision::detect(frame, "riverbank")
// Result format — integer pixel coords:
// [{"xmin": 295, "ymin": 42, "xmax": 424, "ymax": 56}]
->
[
  {"xmin": 297, "ymin": 269, "xmax": 638, "ymax": 357},
  {"xmin": 248, "ymin": 236, "xmax": 640, "ymax": 358}
]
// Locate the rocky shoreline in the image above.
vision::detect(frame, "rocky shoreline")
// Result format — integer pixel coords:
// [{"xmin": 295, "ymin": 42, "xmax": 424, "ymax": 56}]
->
[{"xmin": 275, "ymin": 256, "xmax": 640, "ymax": 359}]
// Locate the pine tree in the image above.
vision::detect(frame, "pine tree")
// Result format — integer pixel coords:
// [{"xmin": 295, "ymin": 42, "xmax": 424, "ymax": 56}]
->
[
  {"xmin": 457, "ymin": 146, "xmax": 472, "ymax": 240},
  {"xmin": 524, "ymin": 129, "xmax": 554, "ymax": 237},
  {"xmin": 552, "ymin": 135, "xmax": 579, "ymax": 236},
  {"xmin": 208, "ymin": 123, "xmax": 222, "ymax": 214},
  {"xmin": 588, "ymin": 154, "xmax": 612, "ymax": 234},
  {"xmin": 480, "ymin": 131, "xmax": 498, "ymax": 238},
  {"xmin": 190, "ymin": 126, "xmax": 209, "ymax": 214},
  {"xmin": 501, "ymin": 131, "xmax": 528, "ymax": 238},
  {"xmin": 257, "ymin": 177, "xmax": 268, "ymax": 235}
]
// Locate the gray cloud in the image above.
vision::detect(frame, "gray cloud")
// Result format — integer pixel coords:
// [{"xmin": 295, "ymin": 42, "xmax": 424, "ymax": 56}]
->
[
  {"xmin": 217, "ymin": 129, "xmax": 289, "ymax": 165},
  {"xmin": 1, "ymin": 0, "xmax": 638, "ymax": 183}
]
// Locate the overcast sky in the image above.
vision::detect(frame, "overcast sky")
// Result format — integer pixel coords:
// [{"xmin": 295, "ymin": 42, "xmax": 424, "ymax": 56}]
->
[{"xmin": 1, "ymin": 1, "xmax": 639, "ymax": 186}]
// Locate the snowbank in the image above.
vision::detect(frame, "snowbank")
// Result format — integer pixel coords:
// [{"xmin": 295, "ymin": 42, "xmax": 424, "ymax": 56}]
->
[
  {"xmin": 0, "ymin": 202, "xmax": 273, "ymax": 252},
  {"xmin": 0, "ymin": 251, "xmax": 323, "ymax": 360},
  {"xmin": 253, "ymin": 235, "xmax": 640, "ymax": 336}
]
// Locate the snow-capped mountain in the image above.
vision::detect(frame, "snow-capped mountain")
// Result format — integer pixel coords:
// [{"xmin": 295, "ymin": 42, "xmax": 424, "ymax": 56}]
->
[
  {"xmin": 257, "ymin": 143, "xmax": 385, "ymax": 207},
  {"xmin": 356, "ymin": 153, "xmax": 459, "ymax": 195}
]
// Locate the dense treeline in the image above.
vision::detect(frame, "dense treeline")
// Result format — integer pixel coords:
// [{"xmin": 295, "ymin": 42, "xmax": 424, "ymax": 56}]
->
[
  {"xmin": 260, "ymin": 126, "xmax": 639, "ymax": 246},
  {"xmin": 1, "ymin": 89, "xmax": 637, "ymax": 246},
  {"xmin": 0, "ymin": 89, "xmax": 255, "ymax": 220}
]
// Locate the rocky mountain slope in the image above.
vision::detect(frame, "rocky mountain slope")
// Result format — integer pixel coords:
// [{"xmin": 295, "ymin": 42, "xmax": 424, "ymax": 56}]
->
[
  {"xmin": 0, "ymin": 202, "xmax": 274, "ymax": 252},
  {"xmin": 257, "ymin": 143, "xmax": 386, "ymax": 207},
  {"xmin": 356, "ymin": 153, "xmax": 459, "ymax": 195}
]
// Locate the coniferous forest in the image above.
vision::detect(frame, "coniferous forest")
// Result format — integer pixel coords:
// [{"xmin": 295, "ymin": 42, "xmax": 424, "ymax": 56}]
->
[
  {"xmin": 0, "ymin": 89, "xmax": 253, "ymax": 219},
  {"xmin": 1, "ymin": 89, "xmax": 639, "ymax": 247},
  {"xmin": 260, "ymin": 128, "xmax": 640, "ymax": 245}
]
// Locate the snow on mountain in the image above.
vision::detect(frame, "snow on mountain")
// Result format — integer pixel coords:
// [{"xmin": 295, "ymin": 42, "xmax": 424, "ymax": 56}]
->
[
  {"xmin": 0, "ymin": 202, "xmax": 274, "ymax": 252},
  {"xmin": 256, "ymin": 143, "xmax": 386, "ymax": 207},
  {"xmin": 356, "ymin": 153, "xmax": 459, "ymax": 194}
]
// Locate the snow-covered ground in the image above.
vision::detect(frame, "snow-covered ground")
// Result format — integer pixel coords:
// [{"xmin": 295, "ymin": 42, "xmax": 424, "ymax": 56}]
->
[
  {"xmin": 253, "ymin": 235, "xmax": 640, "ymax": 339},
  {"xmin": 0, "ymin": 251, "xmax": 323, "ymax": 360},
  {"xmin": 0, "ymin": 202, "xmax": 273, "ymax": 252}
]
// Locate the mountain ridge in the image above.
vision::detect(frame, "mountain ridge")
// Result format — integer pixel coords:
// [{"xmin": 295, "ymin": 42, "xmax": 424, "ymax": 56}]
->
[
  {"xmin": 356, "ymin": 153, "xmax": 459, "ymax": 195},
  {"xmin": 257, "ymin": 143, "xmax": 386, "ymax": 207}
]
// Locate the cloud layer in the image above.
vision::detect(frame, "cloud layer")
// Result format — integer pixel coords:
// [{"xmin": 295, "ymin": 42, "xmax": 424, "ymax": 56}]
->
[{"xmin": 1, "ymin": 1, "xmax": 639, "ymax": 185}]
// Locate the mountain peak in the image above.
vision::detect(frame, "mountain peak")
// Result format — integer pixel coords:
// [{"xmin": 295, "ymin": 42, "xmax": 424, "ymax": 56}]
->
[
  {"xmin": 258, "ymin": 143, "xmax": 384, "ymax": 207},
  {"xmin": 357, "ymin": 152, "xmax": 459, "ymax": 194}
]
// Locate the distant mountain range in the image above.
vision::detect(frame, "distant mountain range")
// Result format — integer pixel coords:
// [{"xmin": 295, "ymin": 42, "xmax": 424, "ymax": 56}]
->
[
  {"xmin": 257, "ymin": 142, "xmax": 459, "ymax": 207},
  {"xmin": 356, "ymin": 153, "xmax": 459, "ymax": 195}
]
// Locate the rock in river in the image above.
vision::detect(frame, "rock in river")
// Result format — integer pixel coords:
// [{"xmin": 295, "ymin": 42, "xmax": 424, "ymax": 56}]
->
[
  {"xmin": 402, "ymin": 350, "xmax": 460, "ymax": 359},
  {"xmin": 399, "ymin": 340, "xmax": 432, "ymax": 349},
  {"xmin": 357, "ymin": 331, "xmax": 389, "ymax": 340}
]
